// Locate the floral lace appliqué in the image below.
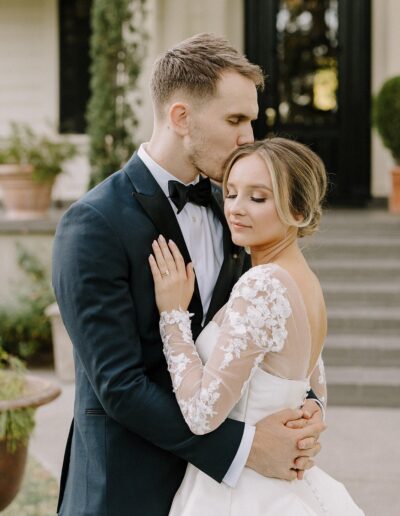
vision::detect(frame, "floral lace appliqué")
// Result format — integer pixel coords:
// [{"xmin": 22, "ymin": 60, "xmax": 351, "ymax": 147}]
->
[{"xmin": 159, "ymin": 265, "xmax": 293, "ymax": 434}]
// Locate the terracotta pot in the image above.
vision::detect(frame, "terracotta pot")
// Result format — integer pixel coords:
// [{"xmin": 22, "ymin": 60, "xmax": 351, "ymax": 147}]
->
[
  {"xmin": 0, "ymin": 374, "xmax": 61, "ymax": 510},
  {"xmin": 0, "ymin": 442, "xmax": 27, "ymax": 511},
  {"xmin": 389, "ymin": 166, "xmax": 400, "ymax": 214},
  {"xmin": 0, "ymin": 164, "xmax": 54, "ymax": 220}
]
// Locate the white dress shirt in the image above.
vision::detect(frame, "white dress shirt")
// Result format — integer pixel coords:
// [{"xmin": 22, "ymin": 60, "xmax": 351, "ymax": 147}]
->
[{"xmin": 138, "ymin": 144, "xmax": 255, "ymax": 487}]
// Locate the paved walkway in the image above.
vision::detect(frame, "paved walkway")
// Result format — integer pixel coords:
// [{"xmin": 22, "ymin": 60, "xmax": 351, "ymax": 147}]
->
[{"xmin": 29, "ymin": 370, "xmax": 400, "ymax": 515}]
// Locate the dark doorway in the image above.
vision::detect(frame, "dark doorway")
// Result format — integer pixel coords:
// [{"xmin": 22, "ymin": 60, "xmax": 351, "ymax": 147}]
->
[
  {"xmin": 245, "ymin": 0, "xmax": 371, "ymax": 205},
  {"xmin": 59, "ymin": 0, "xmax": 92, "ymax": 134}
]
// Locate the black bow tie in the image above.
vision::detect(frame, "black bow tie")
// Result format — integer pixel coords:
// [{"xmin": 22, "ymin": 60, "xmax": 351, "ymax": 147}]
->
[{"xmin": 168, "ymin": 177, "xmax": 212, "ymax": 214}]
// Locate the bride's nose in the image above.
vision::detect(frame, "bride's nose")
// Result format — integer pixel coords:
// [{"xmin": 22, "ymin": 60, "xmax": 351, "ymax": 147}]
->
[{"xmin": 229, "ymin": 196, "xmax": 246, "ymax": 215}]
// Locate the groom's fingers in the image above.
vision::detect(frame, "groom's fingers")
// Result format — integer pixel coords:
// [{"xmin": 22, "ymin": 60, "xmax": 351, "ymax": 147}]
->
[
  {"xmin": 297, "ymin": 437, "xmax": 316, "ymax": 450},
  {"xmin": 279, "ymin": 408, "xmax": 304, "ymax": 425},
  {"xmin": 293, "ymin": 456, "xmax": 314, "ymax": 471},
  {"xmin": 297, "ymin": 440, "xmax": 321, "ymax": 458},
  {"xmin": 286, "ymin": 418, "xmax": 308, "ymax": 429},
  {"xmin": 297, "ymin": 421, "xmax": 326, "ymax": 442}
]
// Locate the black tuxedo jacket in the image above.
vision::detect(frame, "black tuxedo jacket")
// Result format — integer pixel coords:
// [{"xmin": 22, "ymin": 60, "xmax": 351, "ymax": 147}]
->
[{"xmin": 52, "ymin": 153, "xmax": 249, "ymax": 515}]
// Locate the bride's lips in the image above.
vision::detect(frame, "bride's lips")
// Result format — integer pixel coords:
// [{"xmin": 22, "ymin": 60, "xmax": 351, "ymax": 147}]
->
[{"xmin": 230, "ymin": 220, "xmax": 251, "ymax": 230}]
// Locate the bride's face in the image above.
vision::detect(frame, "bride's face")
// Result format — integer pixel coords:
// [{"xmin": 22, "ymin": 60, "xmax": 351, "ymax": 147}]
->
[{"xmin": 224, "ymin": 153, "xmax": 289, "ymax": 248}]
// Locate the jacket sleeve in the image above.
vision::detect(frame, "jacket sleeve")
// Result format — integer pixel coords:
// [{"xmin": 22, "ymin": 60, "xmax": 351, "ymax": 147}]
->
[{"xmin": 52, "ymin": 201, "xmax": 244, "ymax": 483}]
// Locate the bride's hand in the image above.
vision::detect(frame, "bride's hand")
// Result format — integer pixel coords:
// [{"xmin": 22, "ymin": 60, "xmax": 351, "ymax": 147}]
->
[{"xmin": 149, "ymin": 235, "xmax": 195, "ymax": 313}]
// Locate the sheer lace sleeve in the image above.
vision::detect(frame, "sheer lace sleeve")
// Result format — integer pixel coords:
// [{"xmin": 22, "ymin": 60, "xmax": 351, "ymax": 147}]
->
[
  {"xmin": 159, "ymin": 265, "xmax": 292, "ymax": 435},
  {"xmin": 309, "ymin": 354, "xmax": 327, "ymax": 410}
]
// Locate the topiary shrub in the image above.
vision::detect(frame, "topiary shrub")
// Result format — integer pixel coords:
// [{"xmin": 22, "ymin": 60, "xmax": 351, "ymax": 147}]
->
[{"xmin": 373, "ymin": 76, "xmax": 400, "ymax": 165}]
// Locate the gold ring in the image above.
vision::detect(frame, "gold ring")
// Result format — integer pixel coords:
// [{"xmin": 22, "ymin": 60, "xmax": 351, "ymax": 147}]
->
[{"xmin": 161, "ymin": 270, "xmax": 170, "ymax": 277}]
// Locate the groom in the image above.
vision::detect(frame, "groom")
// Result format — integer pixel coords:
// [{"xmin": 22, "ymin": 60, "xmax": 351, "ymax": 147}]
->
[{"xmin": 53, "ymin": 33, "xmax": 325, "ymax": 516}]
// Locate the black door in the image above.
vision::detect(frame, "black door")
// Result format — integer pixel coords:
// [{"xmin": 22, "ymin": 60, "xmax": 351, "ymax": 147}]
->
[{"xmin": 245, "ymin": 0, "xmax": 371, "ymax": 205}]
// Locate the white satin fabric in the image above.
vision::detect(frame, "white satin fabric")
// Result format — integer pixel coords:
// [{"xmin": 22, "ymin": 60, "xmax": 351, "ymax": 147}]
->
[{"xmin": 168, "ymin": 304, "xmax": 364, "ymax": 515}]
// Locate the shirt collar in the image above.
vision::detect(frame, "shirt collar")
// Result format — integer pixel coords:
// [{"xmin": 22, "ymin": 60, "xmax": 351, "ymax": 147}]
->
[{"xmin": 138, "ymin": 143, "xmax": 199, "ymax": 199}]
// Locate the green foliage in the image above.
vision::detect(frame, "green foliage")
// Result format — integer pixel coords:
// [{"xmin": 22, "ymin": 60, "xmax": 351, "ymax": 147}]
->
[
  {"xmin": 0, "ymin": 347, "xmax": 35, "ymax": 453},
  {"xmin": 0, "ymin": 244, "xmax": 54, "ymax": 359},
  {"xmin": 0, "ymin": 122, "xmax": 78, "ymax": 182},
  {"xmin": 373, "ymin": 76, "xmax": 400, "ymax": 164},
  {"xmin": 87, "ymin": 0, "xmax": 148, "ymax": 186}
]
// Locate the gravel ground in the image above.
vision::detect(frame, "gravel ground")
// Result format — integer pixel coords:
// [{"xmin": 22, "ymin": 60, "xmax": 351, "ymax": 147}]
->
[{"xmin": 2, "ymin": 455, "xmax": 58, "ymax": 516}]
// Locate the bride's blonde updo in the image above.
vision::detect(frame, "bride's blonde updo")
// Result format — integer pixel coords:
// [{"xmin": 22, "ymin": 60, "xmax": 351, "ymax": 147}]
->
[{"xmin": 223, "ymin": 137, "xmax": 327, "ymax": 238}]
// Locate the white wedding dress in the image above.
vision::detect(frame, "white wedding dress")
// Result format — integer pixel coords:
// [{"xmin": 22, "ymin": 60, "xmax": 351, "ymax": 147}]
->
[{"xmin": 159, "ymin": 263, "xmax": 364, "ymax": 516}]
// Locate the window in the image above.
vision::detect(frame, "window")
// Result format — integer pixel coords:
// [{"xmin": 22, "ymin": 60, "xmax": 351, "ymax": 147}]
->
[{"xmin": 59, "ymin": 0, "xmax": 92, "ymax": 134}]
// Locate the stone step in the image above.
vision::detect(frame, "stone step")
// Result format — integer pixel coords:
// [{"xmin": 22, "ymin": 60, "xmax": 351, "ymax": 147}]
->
[
  {"xmin": 323, "ymin": 335, "xmax": 400, "ymax": 367},
  {"xmin": 303, "ymin": 237, "xmax": 400, "ymax": 260},
  {"xmin": 325, "ymin": 366, "xmax": 400, "ymax": 407},
  {"xmin": 309, "ymin": 259, "xmax": 400, "ymax": 283},
  {"xmin": 308, "ymin": 210, "xmax": 400, "ymax": 407},
  {"xmin": 320, "ymin": 209, "xmax": 400, "ymax": 227},
  {"xmin": 328, "ymin": 306, "xmax": 400, "ymax": 335},
  {"xmin": 323, "ymin": 282, "xmax": 400, "ymax": 308},
  {"xmin": 317, "ymin": 226, "xmax": 400, "ymax": 238},
  {"xmin": 318, "ymin": 213, "xmax": 400, "ymax": 236}
]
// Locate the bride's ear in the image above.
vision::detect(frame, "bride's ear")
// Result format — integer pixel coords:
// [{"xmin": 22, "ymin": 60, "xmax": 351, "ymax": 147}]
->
[
  {"xmin": 294, "ymin": 212, "xmax": 304, "ymax": 223},
  {"xmin": 168, "ymin": 102, "xmax": 190, "ymax": 136}
]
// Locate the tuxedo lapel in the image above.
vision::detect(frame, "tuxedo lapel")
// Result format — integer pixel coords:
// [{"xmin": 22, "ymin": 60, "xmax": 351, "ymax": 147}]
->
[
  {"xmin": 124, "ymin": 153, "xmax": 204, "ymax": 326},
  {"xmin": 205, "ymin": 194, "xmax": 245, "ymax": 325}
]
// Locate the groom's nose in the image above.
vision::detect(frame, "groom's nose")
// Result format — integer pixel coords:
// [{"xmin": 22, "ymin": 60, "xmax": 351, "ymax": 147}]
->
[{"xmin": 237, "ymin": 122, "xmax": 254, "ymax": 146}]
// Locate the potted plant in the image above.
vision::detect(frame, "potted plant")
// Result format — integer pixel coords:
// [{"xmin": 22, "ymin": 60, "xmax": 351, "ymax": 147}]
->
[
  {"xmin": 0, "ymin": 123, "xmax": 77, "ymax": 219},
  {"xmin": 373, "ymin": 76, "xmax": 400, "ymax": 213},
  {"xmin": 0, "ymin": 346, "xmax": 60, "ymax": 510}
]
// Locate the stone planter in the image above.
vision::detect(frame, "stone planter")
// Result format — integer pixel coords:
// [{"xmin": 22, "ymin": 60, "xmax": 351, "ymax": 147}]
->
[
  {"xmin": 389, "ymin": 166, "xmax": 400, "ymax": 214},
  {"xmin": 0, "ymin": 164, "xmax": 54, "ymax": 220},
  {"xmin": 45, "ymin": 302, "xmax": 75, "ymax": 383},
  {"xmin": 0, "ymin": 374, "xmax": 61, "ymax": 510}
]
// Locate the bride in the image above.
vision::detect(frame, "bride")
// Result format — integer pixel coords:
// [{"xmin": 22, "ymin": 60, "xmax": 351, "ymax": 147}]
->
[{"xmin": 148, "ymin": 137, "xmax": 364, "ymax": 515}]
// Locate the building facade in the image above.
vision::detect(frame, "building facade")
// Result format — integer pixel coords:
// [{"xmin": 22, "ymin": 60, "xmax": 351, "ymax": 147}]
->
[{"xmin": 0, "ymin": 0, "xmax": 399, "ymax": 203}]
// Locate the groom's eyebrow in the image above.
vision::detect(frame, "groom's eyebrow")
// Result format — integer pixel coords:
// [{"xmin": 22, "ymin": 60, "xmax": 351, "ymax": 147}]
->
[{"xmin": 228, "ymin": 113, "xmax": 257, "ymax": 121}]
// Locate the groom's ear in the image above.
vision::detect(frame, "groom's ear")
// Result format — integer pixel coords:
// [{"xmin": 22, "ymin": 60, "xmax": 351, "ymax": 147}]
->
[{"xmin": 168, "ymin": 102, "xmax": 190, "ymax": 136}]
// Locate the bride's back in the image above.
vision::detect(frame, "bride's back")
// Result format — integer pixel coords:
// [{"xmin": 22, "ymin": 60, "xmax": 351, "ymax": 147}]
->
[{"xmin": 258, "ymin": 260, "xmax": 327, "ymax": 381}]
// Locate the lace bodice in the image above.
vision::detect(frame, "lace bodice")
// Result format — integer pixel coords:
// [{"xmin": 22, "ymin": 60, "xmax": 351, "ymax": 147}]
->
[{"xmin": 160, "ymin": 263, "xmax": 327, "ymax": 435}]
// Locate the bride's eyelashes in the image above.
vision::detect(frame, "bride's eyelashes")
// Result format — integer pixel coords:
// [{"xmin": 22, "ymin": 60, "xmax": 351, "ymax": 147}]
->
[{"xmin": 225, "ymin": 193, "xmax": 267, "ymax": 203}]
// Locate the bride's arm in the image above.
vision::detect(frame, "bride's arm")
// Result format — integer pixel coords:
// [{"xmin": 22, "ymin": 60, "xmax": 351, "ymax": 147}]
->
[
  {"xmin": 309, "ymin": 355, "xmax": 327, "ymax": 411},
  {"xmin": 149, "ymin": 238, "xmax": 292, "ymax": 435}
]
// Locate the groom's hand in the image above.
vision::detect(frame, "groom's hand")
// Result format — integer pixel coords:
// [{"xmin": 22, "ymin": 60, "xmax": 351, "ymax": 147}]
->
[
  {"xmin": 286, "ymin": 399, "xmax": 326, "ymax": 479},
  {"xmin": 246, "ymin": 408, "xmax": 325, "ymax": 481}
]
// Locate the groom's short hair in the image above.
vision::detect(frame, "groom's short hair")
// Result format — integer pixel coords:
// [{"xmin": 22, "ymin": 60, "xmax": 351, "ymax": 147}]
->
[{"xmin": 150, "ymin": 33, "xmax": 264, "ymax": 114}]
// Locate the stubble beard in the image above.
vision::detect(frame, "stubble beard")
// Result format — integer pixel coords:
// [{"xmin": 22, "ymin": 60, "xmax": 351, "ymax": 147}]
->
[{"xmin": 188, "ymin": 146, "xmax": 223, "ymax": 183}]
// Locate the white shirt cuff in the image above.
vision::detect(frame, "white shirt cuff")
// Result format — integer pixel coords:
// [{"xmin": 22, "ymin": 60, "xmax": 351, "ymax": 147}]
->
[
  {"xmin": 313, "ymin": 399, "xmax": 326, "ymax": 421},
  {"xmin": 222, "ymin": 424, "xmax": 255, "ymax": 487}
]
